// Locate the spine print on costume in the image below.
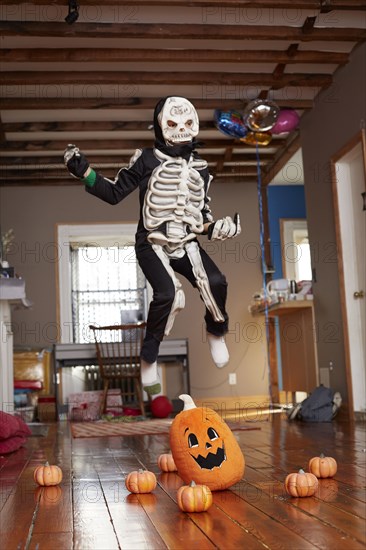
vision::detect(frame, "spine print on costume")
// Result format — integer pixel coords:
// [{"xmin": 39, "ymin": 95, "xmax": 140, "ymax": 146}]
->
[{"xmin": 64, "ymin": 95, "xmax": 241, "ymax": 399}]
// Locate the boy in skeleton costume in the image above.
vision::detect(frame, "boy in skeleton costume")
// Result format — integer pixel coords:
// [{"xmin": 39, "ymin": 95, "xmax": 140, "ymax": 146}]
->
[{"xmin": 64, "ymin": 97, "xmax": 241, "ymax": 395}]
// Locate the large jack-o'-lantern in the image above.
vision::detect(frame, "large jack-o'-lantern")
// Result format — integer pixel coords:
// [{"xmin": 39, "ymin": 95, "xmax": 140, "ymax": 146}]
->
[{"xmin": 169, "ymin": 394, "xmax": 245, "ymax": 491}]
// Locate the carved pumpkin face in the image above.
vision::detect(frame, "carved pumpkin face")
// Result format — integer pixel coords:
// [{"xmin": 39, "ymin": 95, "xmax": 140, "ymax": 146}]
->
[{"xmin": 169, "ymin": 395, "xmax": 245, "ymax": 491}]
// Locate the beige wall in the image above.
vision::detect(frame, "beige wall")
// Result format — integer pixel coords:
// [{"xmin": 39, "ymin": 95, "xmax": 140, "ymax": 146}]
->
[
  {"xmin": 0, "ymin": 177, "xmax": 269, "ymax": 400},
  {"xmin": 300, "ymin": 42, "xmax": 366, "ymax": 402}
]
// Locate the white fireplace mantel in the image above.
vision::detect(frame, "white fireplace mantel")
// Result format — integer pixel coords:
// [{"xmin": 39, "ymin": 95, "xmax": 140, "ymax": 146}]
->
[{"xmin": 0, "ymin": 279, "xmax": 32, "ymax": 413}]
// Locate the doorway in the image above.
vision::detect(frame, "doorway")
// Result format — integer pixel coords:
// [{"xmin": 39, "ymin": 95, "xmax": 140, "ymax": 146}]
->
[
  {"xmin": 280, "ymin": 218, "xmax": 312, "ymax": 282},
  {"xmin": 331, "ymin": 130, "xmax": 366, "ymax": 416}
]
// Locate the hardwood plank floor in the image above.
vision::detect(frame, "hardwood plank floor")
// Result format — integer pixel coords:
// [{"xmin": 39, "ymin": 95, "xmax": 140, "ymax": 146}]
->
[{"xmin": 0, "ymin": 414, "xmax": 365, "ymax": 550}]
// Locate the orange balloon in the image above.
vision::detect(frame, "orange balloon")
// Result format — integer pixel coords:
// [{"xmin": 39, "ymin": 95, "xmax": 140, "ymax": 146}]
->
[{"xmin": 240, "ymin": 131, "xmax": 272, "ymax": 146}]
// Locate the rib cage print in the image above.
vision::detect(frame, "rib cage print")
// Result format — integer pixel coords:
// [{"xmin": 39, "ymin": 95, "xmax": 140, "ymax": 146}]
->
[{"xmin": 143, "ymin": 149, "xmax": 207, "ymax": 249}]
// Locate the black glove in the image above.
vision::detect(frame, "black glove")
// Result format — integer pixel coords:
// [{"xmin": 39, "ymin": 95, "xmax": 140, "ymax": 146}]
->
[
  {"xmin": 64, "ymin": 144, "xmax": 90, "ymax": 179},
  {"xmin": 208, "ymin": 213, "xmax": 241, "ymax": 241}
]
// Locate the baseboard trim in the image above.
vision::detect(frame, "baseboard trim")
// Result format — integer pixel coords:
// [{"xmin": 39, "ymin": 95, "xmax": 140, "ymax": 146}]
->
[
  {"xmin": 194, "ymin": 392, "xmax": 288, "ymax": 410},
  {"xmin": 191, "ymin": 393, "xmax": 290, "ymax": 421}
]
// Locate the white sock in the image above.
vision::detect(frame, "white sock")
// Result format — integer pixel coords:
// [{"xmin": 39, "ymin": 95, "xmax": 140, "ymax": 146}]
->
[
  {"xmin": 207, "ymin": 333, "xmax": 229, "ymax": 368},
  {"xmin": 141, "ymin": 359, "xmax": 158, "ymax": 385}
]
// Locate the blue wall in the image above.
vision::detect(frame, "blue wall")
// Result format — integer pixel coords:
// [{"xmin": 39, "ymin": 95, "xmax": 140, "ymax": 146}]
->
[
  {"xmin": 267, "ymin": 185, "xmax": 307, "ymax": 391},
  {"xmin": 267, "ymin": 185, "xmax": 307, "ymax": 279}
]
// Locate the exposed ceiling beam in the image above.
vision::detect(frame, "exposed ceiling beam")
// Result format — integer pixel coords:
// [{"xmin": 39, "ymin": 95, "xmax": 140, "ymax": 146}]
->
[
  {"xmin": 2, "ymin": 138, "xmax": 272, "ymax": 151},
  {"xmin": 0, "ymin": 48, "xmax": 350, "ymax": 65},
  {"xmin": 0, "ymin": 154, "xmax": 273, "ymax": 167},
  {"xmin": 4, "ymin": 0, "xmax": 366, "ymax": 9},
  {"xmin": 2, "ymin": 121, "xmax": 217, "ymax": 133},
  {"xmin": 216, "ymin": 146, "xmax": 234, "ymax": 173},
  {"xmin": 1, "ymin": 71, "xmax": 332, "ymax": 88},
  {"xmin": 1, "ymin": 165, "xmax": 259, "ymax": 178},
  {"xmin": 1, "ymin": 22, "xmax": 365, "ymax": 42},
  {"xmin": 0, "ymin": 98, "xmax": 314, "ymax": 110},
  {"xmin": 0, "ymin": 175, "xmax": 258, "ymax": 187}
]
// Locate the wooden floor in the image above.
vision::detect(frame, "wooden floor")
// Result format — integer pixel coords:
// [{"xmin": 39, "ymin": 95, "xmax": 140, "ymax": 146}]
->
[{"xmin": 1, "ymin": 413, "xmax": 365, "ymax": 550}]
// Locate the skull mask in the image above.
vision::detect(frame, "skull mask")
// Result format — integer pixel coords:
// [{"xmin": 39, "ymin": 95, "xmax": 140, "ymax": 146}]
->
[{"xmin": 158, "ymin": 97, "xmax": 199, "ymax": 145}]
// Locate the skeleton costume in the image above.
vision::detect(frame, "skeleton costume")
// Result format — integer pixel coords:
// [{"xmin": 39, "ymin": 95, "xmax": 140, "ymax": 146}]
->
[{"xmin": 64, "ymin": 97, "xmax": 240, "ymax": 394}]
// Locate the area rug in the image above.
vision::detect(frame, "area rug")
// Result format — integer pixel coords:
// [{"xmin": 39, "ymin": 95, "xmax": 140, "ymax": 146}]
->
[{"xmin": 70, "ymin": 418, "xmax": 260, "ymax": 438}]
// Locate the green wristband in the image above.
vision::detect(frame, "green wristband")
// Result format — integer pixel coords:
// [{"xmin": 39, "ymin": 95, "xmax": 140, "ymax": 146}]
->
[{"xmin": 82, "ymin": 168, "xmax": 96, "ymax": 188}]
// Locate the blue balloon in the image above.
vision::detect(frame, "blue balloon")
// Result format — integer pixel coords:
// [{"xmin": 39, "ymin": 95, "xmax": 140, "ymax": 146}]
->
[{"xmin": 214, "ymin": 110, "xmax": 248, "ymax": 139}]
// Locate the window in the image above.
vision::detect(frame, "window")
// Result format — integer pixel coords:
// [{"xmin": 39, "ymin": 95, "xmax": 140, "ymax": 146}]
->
[
  {"xmin": 71, "ymin": 245, "xmax": 146, "ymax": 343},
  {"xmin": 57, "ymin": 223, "xmax": 148, "ymax": 344}
]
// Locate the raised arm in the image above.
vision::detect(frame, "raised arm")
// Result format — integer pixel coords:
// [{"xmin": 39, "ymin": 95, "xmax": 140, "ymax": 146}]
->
[{"xmin": 64, "ymin": 145, "xmax": 144, "ymax": 205}]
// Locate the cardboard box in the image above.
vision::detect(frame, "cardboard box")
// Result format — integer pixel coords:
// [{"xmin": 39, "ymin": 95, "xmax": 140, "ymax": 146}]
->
[
  {"xmin": 37, "ymin": 396, "xmax": 56, "ymax": 422},
  {"xmin": 68, "ymin": 389, "xmax": 123, "ymax": 421}
]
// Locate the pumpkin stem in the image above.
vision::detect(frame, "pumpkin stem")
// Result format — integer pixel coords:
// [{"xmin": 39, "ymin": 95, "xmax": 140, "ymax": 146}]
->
[
  {"xmin": 179, "ymin": 394, "xmax": 196, "ymax": 411},
  {"xmin": 44, "ymin": 461, "xmax": 49, "ymax": 466},
  {"xmin": 190, "ymin": 481, "xmax": 196, "ymax": 487},
  {"xmin": 299, "ymin": 468, "xmax": 305, "ymax": 474},
  {"xmin": 320, "ymin": 453, "xmax": 325, "ymax": 458}
]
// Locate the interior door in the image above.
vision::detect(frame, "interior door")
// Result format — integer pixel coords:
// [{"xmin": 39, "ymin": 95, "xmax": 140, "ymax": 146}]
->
[{"xmin": 331, "ymin": 130, "xmax": 366, "ymax": 414}]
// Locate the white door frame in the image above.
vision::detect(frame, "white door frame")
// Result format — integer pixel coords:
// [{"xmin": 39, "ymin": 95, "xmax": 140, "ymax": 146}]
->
[{"xmin": 331, "ymin": 129, "xmax": 366, "ymax": 415}]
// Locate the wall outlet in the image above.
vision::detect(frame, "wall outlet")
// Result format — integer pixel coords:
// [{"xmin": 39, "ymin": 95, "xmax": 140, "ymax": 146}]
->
[{"xmin": 229, "ymin": 373, "xmax": 237, "ymax": 385}]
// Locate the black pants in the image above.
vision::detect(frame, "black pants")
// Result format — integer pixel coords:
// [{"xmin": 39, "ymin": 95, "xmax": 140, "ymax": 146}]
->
[{"xmin": 136, "ymin": 241, "xmax": 228, "ymax": 363}]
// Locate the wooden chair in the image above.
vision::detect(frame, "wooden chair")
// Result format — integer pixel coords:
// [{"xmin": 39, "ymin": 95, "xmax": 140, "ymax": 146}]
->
[{"xmin": 89, "ymin": 323, "xmax": 147, "ymax": 418}]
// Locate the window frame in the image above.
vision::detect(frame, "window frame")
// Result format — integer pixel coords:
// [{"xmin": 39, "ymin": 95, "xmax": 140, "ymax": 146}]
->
[{"xmin": 56, "ymin": 222, "xmax": 147, "ymax": 344}]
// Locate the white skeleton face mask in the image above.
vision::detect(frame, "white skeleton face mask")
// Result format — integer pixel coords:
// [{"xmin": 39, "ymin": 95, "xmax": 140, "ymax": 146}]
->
[{"xmin": 158, "ymin": 97, "xmax": 199, "ymax": 145}]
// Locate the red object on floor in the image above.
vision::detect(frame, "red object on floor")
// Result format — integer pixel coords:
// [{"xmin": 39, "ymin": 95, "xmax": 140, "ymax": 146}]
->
[
  {"xmin": 14, "ymin": 380, "xmax": 43, "ymax": 391},
  {"xmin": 122, "ymin": 406, "xmax": 142, "ymax": 416},
  {"xmin": 150, "ymin": 396, "xmax": 173, "ymax": 418},
  {"xmin": 0, "ymin": 411, "xmax": 32, "ymax": 454}
]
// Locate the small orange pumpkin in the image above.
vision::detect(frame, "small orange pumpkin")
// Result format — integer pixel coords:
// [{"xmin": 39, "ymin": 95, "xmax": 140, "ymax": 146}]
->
[
  {"xmin": 169, "ymin": 394, "xmax": 245, "ymax": 491},
  {"xmin": 33, "ymin": 462, "xmax": 63, "ymax": 486},
  {"xmin": 158, "ymin": 453, "xmax": 178, "ymax": 472},
  {"xmin": 177, "ymin": 480, "xmax": 213, "ymax": 512},
  {"xmin": 308, "ymin": 454, "xmax": 337, "ymax": 478},
  {"xmin": 285, "ymin": 469, "xmax": 318, "ymax": 497},
  {"xmin": 125, "ymin": 469, "xmax": 157, "ymax": 494}
]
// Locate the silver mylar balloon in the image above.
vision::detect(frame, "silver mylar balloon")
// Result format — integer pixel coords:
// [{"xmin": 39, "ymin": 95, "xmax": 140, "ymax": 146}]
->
[{"xmin": 243, "ymin": 100, "xmax": 280, "ymax": 132}]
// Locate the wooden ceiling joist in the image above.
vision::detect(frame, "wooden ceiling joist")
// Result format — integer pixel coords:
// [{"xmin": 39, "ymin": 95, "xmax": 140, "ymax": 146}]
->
[
  {"xmin": 0, "ymin": 98, "xmax": 314, "ymax": 111},
  {"xmin": 0, "ymin": 48, "xmax": 350, "ymax": 65},
  {"xmin": 1, "ymin": 71, "xmax": 333, "ymax": 89},
  {"xmin": 3, "ymin": 138, "xmax": 280, "ymax": 152},
  {"xmin": 2, "ymin": 120, "xmax": 217, "ymax": 133},
  {"xmin": 3, "ymin": 0, "xmax": 366, "ymax": 9},
  {"xmin": 1, "ymin": 22, "xmax": 365, "ymax": 42}
]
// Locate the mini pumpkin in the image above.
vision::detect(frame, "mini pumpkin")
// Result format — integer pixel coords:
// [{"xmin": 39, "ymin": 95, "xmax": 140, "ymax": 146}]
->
[
  {"xmin": 125, "ymin": 469, "xmax": 157, "ymax": 494},
  {"xmin": 177, "ymin": 480, "xmax": 213, "ymax": 512},
  {"xmin": 169, "ymin": 394, "xmax": 245, "ymax": 491},
  {"xmin": 158, "ymin": 453, "xmax": 178, "ymax": 472},
  {"xmin": 33, "ymin": 462, "xmax": 63, "ymax": 486},
  {"xmin": 309, "ymin": 454, "xmax": 337, "ymax": 478},
  {"xmin": 285, "ymin": 469, "xmax": 318, "ymax": 497}
]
